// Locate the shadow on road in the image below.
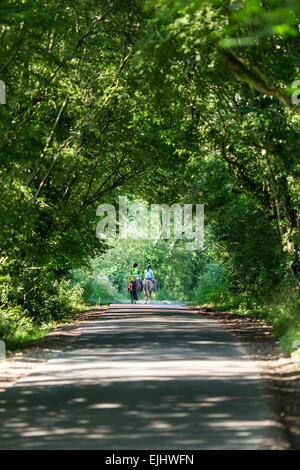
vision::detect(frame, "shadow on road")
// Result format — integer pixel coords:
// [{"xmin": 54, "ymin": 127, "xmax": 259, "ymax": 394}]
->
[{"xmin": 0, "ymin": 307, "xmax": 271, "ymax": 450}]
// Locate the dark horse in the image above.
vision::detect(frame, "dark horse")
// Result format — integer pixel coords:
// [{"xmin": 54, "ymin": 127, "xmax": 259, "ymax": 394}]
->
[{"xmin": 128, "ymin": 279, "xmax": 141, "ymax": 304}]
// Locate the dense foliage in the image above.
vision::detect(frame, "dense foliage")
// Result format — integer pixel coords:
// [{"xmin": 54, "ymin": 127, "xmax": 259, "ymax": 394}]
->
[{"xmin": 0, "ymin": 1, "xmax": 299, "ymax": 352}]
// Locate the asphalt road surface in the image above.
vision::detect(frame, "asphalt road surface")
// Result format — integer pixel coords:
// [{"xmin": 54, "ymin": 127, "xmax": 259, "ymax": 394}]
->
[{"xmin": 0, "ymin": 304, "xmax": 269, "ymax": 449}]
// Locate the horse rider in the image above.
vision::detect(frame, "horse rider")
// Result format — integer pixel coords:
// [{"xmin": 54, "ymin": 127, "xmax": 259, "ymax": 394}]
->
[
  {"xmin": 130, "ymin": 263, "xmax": 143, "ymax": 293},
  {"xmin": 144, "ymin": 264, "xmax": 156, "ymax": 291}
]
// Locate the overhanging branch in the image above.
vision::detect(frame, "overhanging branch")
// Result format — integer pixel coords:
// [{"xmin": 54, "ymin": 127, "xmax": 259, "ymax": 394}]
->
[{"xmin": 221, "ymin": 49, "xmax": 300, "ymax": 114}]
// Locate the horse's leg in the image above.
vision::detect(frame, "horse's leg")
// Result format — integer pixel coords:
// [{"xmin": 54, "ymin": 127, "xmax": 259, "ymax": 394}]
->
[
  {"xmin": 129, "ymin": 283, "xmax": 133, "ymax": 304},
  {"xmin": 148, "ymin": 286, "xmax": 152, "ymax": 304},
  {"xmin": 130, "ymin": 281, "xmax": 137, "ymax": 304}
]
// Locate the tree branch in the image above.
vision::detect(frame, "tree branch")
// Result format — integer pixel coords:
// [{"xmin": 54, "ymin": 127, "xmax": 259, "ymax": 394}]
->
[
  {"xmin": 221, "ymin": 49, "xmax": 300, "ymax": 114},
  {"xmin": 28, "ymin": 94, "xmax": 69, "ymax": 186},
  {"xmin": 34, "ymin": 135, "xmax": 74, "ymax": 199},
  {"xmin": 49, "ymin": 0, "xmax": 118, "ymax": 82},
  {"xmin": 0, "ymin": 22, "xmax": 25, "ymax": 75}
]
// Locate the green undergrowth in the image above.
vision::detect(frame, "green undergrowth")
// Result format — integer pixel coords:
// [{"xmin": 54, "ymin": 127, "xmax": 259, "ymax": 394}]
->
[
  {"xmin": 71, "ymin": 269, "xmax": 127, "ymax": 305},
  {"xmin": 0, "ymin": 276, "xmax": 89, "ymax": 354},
  {"xmin": 0, "ymin": 302, "xmax": 86, "ymax": 356},
  {"xmin": 199, "ymin": 284, "xmax": 300, "ymax": 359},
  {"xmin": 3, "ymin": 322, "xmax": 55, "ymax": 354},
  {"xmin": 0, "ymin": 269, "xmax": 122, "ymax": 355}
]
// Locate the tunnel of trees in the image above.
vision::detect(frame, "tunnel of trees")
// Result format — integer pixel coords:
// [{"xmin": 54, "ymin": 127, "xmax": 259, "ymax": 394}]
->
[{"xmin": 0, "ymin": 0, "xmax": 299, "ymax": 354}]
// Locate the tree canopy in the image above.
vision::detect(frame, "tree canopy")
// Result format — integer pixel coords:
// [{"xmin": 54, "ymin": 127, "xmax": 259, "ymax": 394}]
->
[{"xmin": 0, "ymin": 0, "xmax": 299, "ymax": 350}]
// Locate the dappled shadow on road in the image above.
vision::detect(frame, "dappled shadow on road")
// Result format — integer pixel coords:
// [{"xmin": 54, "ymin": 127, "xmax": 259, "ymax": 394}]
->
[
  {"xmin": 0, "ymin": 310, "xmax": 272, "ymax": 450},
  {"xmin": 0, "ymin": 377, "xmax": 268, "ymax": 450}
]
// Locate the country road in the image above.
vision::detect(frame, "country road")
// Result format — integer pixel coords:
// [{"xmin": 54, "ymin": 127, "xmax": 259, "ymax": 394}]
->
[{"xmin": 0, "ymin": 304, "xmax": 270, "ymax": 450}]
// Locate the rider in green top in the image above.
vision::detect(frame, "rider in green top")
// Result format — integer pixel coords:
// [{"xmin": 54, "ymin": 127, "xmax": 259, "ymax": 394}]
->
[{"xmin": 130, "ymin": 263, "xmax": 142, "ymax": 292}]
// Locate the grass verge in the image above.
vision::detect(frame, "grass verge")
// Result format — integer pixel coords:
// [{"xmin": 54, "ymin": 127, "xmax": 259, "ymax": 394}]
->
[
  {"xmin": 0, "ymin": 303, "xmax": 87, "ymax": 356},
  {"xmin": 188, "ymin": 283, "xmax": 300, "ymax": 361}
]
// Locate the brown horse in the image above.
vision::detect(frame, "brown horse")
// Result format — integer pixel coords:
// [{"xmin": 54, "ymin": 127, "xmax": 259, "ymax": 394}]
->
[
  {"xmin": 128, "ymin": 279, "xmax": 141, "ymax": 304},
  {"xmin": 143, "ymin": 279, "xmax": 154, "ymax": 304}
]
